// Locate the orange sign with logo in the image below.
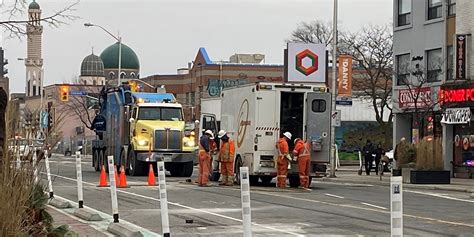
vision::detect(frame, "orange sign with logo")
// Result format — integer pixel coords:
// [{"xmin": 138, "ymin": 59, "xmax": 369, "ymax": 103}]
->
[{"xmin": 338, "ymin": 55, "xmax": 353, "ymax": 97}]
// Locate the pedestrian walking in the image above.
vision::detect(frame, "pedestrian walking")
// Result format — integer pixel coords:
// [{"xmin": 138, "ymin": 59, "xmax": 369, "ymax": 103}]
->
[
  {"xmin": 292, "ymin": 138, "xmax": 311, "ymax": 190},
  {"xmin": 374, "ymin": 143, "xmax": 385, "ymax": 175},
  {"xmin": 362, "ymin": 140, "xmax": 374, "ymax": 175},
  {"xmin": 217, "ymin": 130, "xmax": 235, "ymax": 186},
  {"xmin": 198, "ymin": 130, "xmax": 214, "ymax": 187},
  {"xmin": 276, "ymin": 132, "xmax": 292, "ymax": 188}
]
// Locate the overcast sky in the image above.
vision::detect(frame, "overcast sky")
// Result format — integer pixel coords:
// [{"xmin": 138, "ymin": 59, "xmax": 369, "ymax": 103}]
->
[{"xmin": 2, "ymin": 0, "xmax": 392, "ymax": 93}]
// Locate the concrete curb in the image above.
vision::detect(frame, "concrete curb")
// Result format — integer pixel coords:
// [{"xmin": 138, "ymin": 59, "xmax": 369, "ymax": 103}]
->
[
  {"xmin": 321, "ymin": 177, "xmax": 473, "ymax": 193},
  {"xmin": 107, "ymin": 222, "xmax": 144, "ymax": 237},
  {"xmin": 73, "ymin": 208, "xmax": 103, "ymax": 221},
  {"xmin": 49, "ymin": 198, "xmax": 72, "ymax": 209}
]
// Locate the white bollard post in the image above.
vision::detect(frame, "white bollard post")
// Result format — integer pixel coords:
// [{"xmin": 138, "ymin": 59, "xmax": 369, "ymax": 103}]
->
[
  {"xmin": 32, "ymin": 150, "xmax": 38, "ymax": 183},
  {"xmin": 240, "ymin": 166, "xmax": 252, "ymax": 237},
  {"xmin": 335, "ymin": 144, "xmax": 340, "ymax": 170},
  {"xmin": 157, "ymin": 161, "xmax": 170, "ymax": 237},
  {"xmin": 390, "ymin": 176, "xmax": 403, "ymax": 237},
  {"xmin": 75, "ymin": 151, "xmax": 84, "ymax": 208},
  {"xmin": 45, "ymin": 150, "xmax": 54, "ymax": 198},
  {"xmin": 107, "ymin": 155, "xmax": 119, "ymax": 223}
]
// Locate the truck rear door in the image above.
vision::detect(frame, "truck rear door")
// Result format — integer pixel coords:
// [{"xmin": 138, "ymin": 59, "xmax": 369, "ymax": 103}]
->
[
  {"xmin": 256, "ymin": 90, "xmax": 277, "ymax": 151},
  {"xmin": 306, "ymin": 92, "xmax": 331, "ymax": 163}
]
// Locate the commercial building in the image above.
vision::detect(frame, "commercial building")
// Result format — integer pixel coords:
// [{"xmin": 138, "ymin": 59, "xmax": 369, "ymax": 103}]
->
[
  {"xmin": 141, "ymin": 48, "xmax": 284, "ymax": 122},
  {"xmin": 393, "ymin": 0, "xmax": 472, "ymax": 178},
  {"xmin": 439, "ymin": 0, "xmax": 473, "ymax": 178}
]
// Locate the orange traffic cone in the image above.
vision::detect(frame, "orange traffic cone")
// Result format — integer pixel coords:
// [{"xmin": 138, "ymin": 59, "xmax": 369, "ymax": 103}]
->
[
  {"xmin": 117, "ymin": 165, "xmax": 129, "ymax": 188},
  {"xmin": 97, "ymin": 165, "xmax": 109, "ymax": 187},
  {"xmin": 148, "ymin": 163, "xmax": 156, "ymax": 186}
]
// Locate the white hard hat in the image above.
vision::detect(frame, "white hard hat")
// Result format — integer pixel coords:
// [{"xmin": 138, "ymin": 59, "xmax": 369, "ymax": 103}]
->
[
  {"xmin": 217, "ymin": 130, "xmax": 227, "ymax": 138},
  {"xmin": 205, "ymin": 130, "xmax": 214, "ymax": 139},
  {"xmin": 294, "ymin": 138, "xmax": 301, "ymax": 144},
  {"xmin": 283, "ymin": 132, "xmax": 292, "ymax": 140}
]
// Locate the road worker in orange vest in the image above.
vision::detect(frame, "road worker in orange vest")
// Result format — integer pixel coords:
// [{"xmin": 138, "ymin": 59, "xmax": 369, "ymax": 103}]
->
[
  {"xmin": 293, "ymin": 138, "xmax": 311, "ymax": 190},
  {"xmin": 198, "ymin": 130, "xmax": 214, "ymax": 187},
  {"xmin": 218, "ymin": 130, "xmax": 235, "ymax": 186},
  {"xmin": 276, "ymin": 132, "xmax": 292, "ymax": 188}
]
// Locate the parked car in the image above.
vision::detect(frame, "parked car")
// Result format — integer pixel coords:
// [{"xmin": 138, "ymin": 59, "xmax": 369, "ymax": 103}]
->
[{"xmin": 371, "ymin": 150, "xmax": 393, "ymax": 172}]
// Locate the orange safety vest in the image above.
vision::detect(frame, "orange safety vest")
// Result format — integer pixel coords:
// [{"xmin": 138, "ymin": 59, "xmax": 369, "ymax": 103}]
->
[
  {"xmin": 293, "ymin": 140, "xmax": 311, "ymax": 158},
  {"xmin": 219, "ymin": 139, "xmax": 235, "ymax": 162}
]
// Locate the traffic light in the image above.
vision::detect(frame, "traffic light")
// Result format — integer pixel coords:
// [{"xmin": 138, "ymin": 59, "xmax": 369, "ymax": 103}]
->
[
  {"xmin": 47, "ymin": 102, "xmax": 54, "ymax": 133},
  {"xmin": 60, "ymin": 85, "xmax": 69, "ymax": 101}
]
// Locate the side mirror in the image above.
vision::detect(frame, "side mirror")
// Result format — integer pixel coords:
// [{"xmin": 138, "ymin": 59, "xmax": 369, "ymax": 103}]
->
[{"xmin": 129, "ymin": 118, "xmax": 135, "ymax": 123}]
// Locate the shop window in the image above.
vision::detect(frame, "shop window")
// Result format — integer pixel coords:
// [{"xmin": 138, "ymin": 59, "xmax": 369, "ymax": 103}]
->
[
  {"xmin": 428, "ymin": 0, "xmax": 442, "ymax": 20},
  {"xmin": 398, "ymin": 0, "xmax": 411, "ymax": 26},
  {"xmin": 426, "ymin": 48, "xmax": 442, "ymax": 82},
  {"xmin": 396, "ymin": 53, "xmax": 410, "ymax": 85}
]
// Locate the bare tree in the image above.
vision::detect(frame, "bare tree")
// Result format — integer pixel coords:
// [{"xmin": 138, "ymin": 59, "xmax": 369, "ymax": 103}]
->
[
  {"xmin": 287, "ymin": 20, "xmax": 333, "ymax": 46},
  {"xmin": 340, "ymin": 24, "xmax": 394, "ymax": 127},
  {"xmin": 59, "ymin": 86, "xmax": 101, "ymax": 131},
  {"xmin": 1, "ymin": 0, "xmax": 79, "ymax": 38},
  {"xmin": 396, "ymin": 57, "xmax": 445, "ymax": 141}
]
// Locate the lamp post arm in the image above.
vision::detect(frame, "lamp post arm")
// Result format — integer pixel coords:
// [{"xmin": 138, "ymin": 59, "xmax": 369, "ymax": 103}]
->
[{"xmin": 93, "ymin": 24, "xmax": 120, "ymax": 42}]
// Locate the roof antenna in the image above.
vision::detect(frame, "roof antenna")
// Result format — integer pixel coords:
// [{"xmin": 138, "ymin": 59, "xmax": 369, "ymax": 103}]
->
[{"xmin": 91, "ymin": 46, "xmax": 94, "ymax": 55}]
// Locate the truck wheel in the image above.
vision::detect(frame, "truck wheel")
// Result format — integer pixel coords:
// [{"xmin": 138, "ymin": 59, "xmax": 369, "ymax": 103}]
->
[
  {"xmin": 93, "ymin": 150, "xmax": 100, "ymax": 172},
  {"xmin": 234, "ymin": 156, "xmax": 243, "ymax": 185},
  {"xmin": 129, "ymin": 151, "xmax": 145, "ymax": 176},
  {"xmin": 288, "ymin": 175, "xmax": 300, "ymax": 188},
  {"xmin": 260, "ymin": 176, "xmax": 273, "ymax": 184}
]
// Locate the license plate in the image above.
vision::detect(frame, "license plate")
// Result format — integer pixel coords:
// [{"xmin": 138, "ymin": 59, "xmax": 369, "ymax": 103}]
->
[{"xmin": 164, "ymin": 156, "xmax": 172, "ymax": 162}]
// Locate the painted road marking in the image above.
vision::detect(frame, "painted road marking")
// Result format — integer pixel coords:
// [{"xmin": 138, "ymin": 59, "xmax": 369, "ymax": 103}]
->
[
  {"xmin": 253, "ymin": 191, "xmax": 474, "ymax": 228},
  {"xmin": 406, "ymin": 190, "xmax": 474, "ymax": 203},
  {"xmin": 44, "ymin": 173, "xmax": 303, "ymax": 236},
  {"xmin": 324, "ymin": 193, "xmax": 345, "ymax": 199},
  {"xmin": 361, "ymin": 202, "xmax": 387, "ymax": 210},
  {"xmin": 49, "ymin": 195, "xmax": 158, "ymax": 237}
]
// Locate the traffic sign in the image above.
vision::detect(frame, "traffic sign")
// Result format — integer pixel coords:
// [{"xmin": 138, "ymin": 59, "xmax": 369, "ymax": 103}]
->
[
  {"xmin": 70, "ymin": 91, "xmax": 87, "ymax": 96},
  {"xmin": 40, "ymin": 111, "xmax": 48, "ymax": 129}
]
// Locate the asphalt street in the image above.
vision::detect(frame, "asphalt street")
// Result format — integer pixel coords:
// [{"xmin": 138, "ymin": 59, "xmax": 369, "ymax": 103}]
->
[{"xmin": 42, "ymin": 155, "xmax": 474, "ymax": 236}]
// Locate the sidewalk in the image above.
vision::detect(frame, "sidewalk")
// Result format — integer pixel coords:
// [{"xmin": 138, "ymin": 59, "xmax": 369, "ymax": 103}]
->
[
  {"xmin": 47, "ymin": 206, "xmax": 109, "ymax": 237},
  {"xmin": 322, "ymin": 167, "xmax": 474, "ymax": 194}
]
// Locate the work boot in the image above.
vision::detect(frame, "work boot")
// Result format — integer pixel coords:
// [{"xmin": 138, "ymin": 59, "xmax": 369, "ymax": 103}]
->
[
  {"xmin": 225, "ymin": 176, "xmax": 234, "ymax": 186},
  {"xmin": 219, "ymin": 175, "xmax": 228, "ymax": 185}
]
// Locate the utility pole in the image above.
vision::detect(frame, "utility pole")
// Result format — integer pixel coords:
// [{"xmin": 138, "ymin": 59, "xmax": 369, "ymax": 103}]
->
[{"xmin": 329, "ymin": 0, "xmax": 338, "ymax": 178}]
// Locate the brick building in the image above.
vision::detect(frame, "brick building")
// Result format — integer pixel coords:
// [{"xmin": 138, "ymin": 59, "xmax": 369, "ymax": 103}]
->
[{"xmin": 141, "ymin": 48, "xmax": 284, "ymax": 121}]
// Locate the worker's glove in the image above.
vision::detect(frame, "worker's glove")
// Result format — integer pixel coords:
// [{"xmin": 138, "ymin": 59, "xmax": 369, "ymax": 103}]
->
[{"xmin": 285, "ymin": 154, "xmax": 292, "ymax": 162}]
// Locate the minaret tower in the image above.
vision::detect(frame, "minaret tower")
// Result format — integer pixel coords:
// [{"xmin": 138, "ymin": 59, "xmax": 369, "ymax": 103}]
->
[{"xmin": 25, "ymin": 0, "xmax": 43, "ymax": 97}]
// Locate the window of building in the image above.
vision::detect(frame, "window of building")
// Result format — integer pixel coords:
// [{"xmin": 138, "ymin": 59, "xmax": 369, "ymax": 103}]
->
[
  {"xmin": 120, "ymin": 72, "xmax": 126, "ymax": 79},
  {"xmin": 185, "ymin": 92, "xmax": 190, "ymax": 105},
  {"xmin": 396, "ymin": 53, "xmax": 411, "ymax": 85},
  {"xmin": 447, "ymin": 46, "xmax": 454, "ymax": 80},
  {"xmin": 428, "ymin": 0, "xmax": 442, "ymax": 20},
  {"xmin": 109, "ymin": 72, "xmax": 115, "ymax": 80},
  {"xmin": 130, "ymin": 72, "xmax": 136, "ymax": 78},
  {"xmin": 33, "ymin": 86, "xmax": 36, "ymax": 96},
  {"xmin": 398, "ymin": 0, "xmax": 411, "ymax": 26},
  {"xmin": 191, "ymin": 92, "xmax": 195, "ymax": 105},
  {"xmin": 427, "ymin": 48, "xmax": 442, "ymax": 82},
  {"xmin": 448, "ymin": 0, "xmax": 456, "ymax": 16}
]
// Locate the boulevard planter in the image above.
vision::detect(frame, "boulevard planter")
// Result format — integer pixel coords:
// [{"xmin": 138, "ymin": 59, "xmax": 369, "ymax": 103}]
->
[
  {"xmin": 410, "ymin": 170, "xmax": 451, "ymax": 184},
  {"xmin": 392, "ymin": 169, "xmax": 402, "ymax": 176}
]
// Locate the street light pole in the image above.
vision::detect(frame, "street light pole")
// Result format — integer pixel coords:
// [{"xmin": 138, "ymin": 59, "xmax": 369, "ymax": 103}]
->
[
  {"xmin": 84, "ymin": 23, "xmax": 122, "ymax": 87},
  {"xmin": 329, "ymin": 0, "xmax": 338, "ymax": 178}
]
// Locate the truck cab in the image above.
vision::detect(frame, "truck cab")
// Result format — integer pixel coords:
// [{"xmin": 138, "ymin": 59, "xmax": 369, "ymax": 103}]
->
[{"xmin": 92, "ymin": 87, "xmax": 197, "ymax": 177}]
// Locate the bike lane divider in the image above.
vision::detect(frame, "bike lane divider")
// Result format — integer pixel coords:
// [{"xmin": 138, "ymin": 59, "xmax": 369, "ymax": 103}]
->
[{"xmin": 46, "ymin": 172, "xmax": 303, "ymax": 236}]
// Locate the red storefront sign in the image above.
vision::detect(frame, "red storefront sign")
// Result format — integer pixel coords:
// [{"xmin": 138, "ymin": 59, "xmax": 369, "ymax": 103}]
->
[
  {"xmin": 398, "ymin": 87, "xmax": 432, "ymax": 109},
  {"xmin": 438, "ymin": 88, "xmax": 474, "ymax": 105}
]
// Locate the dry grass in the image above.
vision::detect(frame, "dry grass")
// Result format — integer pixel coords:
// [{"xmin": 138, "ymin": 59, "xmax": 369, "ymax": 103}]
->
[
  {"xmin": 415, "ymin": 138, "xmax": 444, "ymax": 171},
  {"xmin": 0, "ymin": 101, "xmax": 68, "ymax": 236},
  {"xmin": 396, "ymin": 141, "xmax": 416, "ymax": 166}
]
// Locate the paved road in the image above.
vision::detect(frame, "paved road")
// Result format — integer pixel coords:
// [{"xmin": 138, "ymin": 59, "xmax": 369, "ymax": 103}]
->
[{"xmin": 42, "ymin": 155, "xmax": 474, "ymax": 236}]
